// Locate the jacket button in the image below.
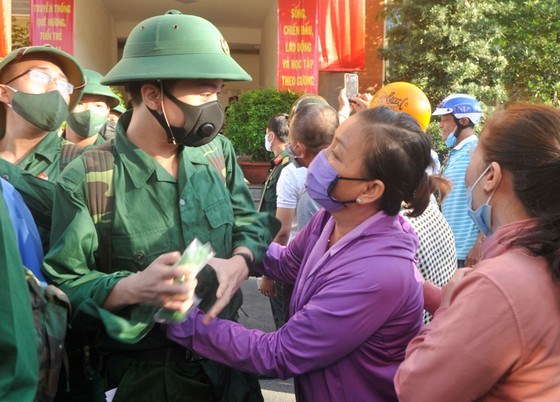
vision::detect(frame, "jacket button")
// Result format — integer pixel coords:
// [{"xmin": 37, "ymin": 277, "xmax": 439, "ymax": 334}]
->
[
  {"xmin": 134, "ymin": 252, "xmax": 145, "ymax": 262},
  {"xmin": 2, "ymin": 174, "xmax": 9, "ymax": 180}
]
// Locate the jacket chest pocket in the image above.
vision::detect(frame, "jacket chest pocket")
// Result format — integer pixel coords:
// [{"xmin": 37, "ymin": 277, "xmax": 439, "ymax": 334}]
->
[
  {"xmin": 202, "ymin": 198, "xmax": 233, "ymax": 254},
  {"xmin": 110, "ymin": 227, "xmax": 172, "ymax": 272}
]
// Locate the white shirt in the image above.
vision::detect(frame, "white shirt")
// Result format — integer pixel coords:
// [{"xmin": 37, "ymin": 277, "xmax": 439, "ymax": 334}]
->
[{"xmin": 276, "ymin": 164, "xmax": 307, "ymax": 242}]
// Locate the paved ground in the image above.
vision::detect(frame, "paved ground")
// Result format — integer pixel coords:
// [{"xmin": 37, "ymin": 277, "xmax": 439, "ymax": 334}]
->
[{"xmin": 239, "ymin": 278, "xmax": 296, "ymax": 402}]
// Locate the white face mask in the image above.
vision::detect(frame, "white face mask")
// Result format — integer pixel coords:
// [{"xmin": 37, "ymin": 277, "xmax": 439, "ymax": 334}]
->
[{"xmin": 265, "ymin": 131, "xmax": 274, "ymax": 152}]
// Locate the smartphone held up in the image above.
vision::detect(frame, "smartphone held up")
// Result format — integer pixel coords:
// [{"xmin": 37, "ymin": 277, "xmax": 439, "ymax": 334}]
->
[{"xmin": 344, "ymin": 73, "xmax": 359, "ymax": 99}]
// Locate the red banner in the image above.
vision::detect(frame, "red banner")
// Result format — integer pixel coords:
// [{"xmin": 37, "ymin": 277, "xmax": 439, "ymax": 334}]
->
[
  {"xmin": 30, "ymin": 0, "xmax": 74, "ymax": 54},
  {"xmin": 277, "ymin": 0, "xmax": 319, "ymax": 94},
  {"xmin": 318, "ymin": 0, "xmax": 365, "ymax": 71}
]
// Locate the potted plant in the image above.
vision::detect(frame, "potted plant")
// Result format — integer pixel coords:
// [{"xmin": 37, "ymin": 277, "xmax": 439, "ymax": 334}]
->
[{"xmin": 223, "ymin": 87, "xmax": 301, "ymax": 183}]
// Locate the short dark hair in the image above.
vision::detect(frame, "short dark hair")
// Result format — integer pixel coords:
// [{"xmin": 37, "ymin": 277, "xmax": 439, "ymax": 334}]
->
[
  {"xmin": 267, "ymin": 113, "xmax": 289, "ymax": 143},
  {"xmin": 356, "ymin": 106, "xmax": 437, "ymax": 218},
  {"xmin": 291, "ymin": 104, "xmax": 338, "ymax": 156}
]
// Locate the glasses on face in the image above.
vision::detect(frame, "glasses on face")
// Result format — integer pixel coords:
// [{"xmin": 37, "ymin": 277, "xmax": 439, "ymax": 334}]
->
[{"xmin": 5, "ymin": 69, "xmax": 74, "ymax": 95}]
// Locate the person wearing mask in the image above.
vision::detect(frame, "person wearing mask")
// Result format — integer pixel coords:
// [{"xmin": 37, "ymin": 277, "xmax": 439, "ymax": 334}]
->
[
  {"xmin": 281, "ymin": 97, "xmax": 339, "ymax": 324},
  {"xmin": 43, "ymin": 11, "xmax": 277, "ymax": 402},
  {"xmin": 166, "ymin": 106, "xmax": 443, "ymax": 401},
  {"xmin": 433, "ymin": 93, "xmax": 483, "ymax": 267},
  {"xmin": 285, "ymin": 97, "xmax": 339, "ymax": 231},
  {"xmin": 0, "ymin": 46, "xmax": 85, "ymax": 249},
  {"xmin": 100, "ymin": 104, "xmax": 126, "ymax": 142},
  {"xmin": 0, "ymin": 45, "xmax": 85, "ymax": 181},
  {"xmin": 63, "ymin": 69, "xmax": 121, "ymax": 147},
  {"xmin": 258, "ymin": 113, "xmax": 292, "ymax": 329},
  {"xmin": 396, "ymin": 104, "xmax": 560, "ymax": 400}
]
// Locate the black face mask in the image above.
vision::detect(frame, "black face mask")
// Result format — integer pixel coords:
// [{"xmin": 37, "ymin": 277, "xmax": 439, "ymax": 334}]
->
[
  {"xmin": 149, "ymin": 89, "xmax": 224, "ymax": 147},
  {"xmin": 100, "ymin": 120, "xmax": 117, "ymax": 141}
]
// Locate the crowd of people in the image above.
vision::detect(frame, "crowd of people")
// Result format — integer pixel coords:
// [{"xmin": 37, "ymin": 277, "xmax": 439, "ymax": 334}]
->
[{"xmin": 1, "ymin": 9, "xmax": 560, "ymax": 402}]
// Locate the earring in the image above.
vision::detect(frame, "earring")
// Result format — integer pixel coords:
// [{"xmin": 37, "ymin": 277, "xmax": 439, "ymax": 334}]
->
[{"xmin": 356, "ymin": 198, "xmax": 362, "ymax": 204}]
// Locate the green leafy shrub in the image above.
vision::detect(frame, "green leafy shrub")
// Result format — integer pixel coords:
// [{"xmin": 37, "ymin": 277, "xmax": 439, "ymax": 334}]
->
[{"xmin": 224, "ymin": 88, "xmax": 301, "ymax": 161}]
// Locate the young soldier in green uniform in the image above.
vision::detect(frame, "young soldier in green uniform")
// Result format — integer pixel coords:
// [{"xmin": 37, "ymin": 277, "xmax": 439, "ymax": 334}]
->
[
  {"xmin": 63, "ymin": 69, "xmax": 121, "ymax": 147},
  {"xmin": 258, "ymin": 113, "xmax": 291, "ymax": 330},
  {"xmin": 0, "ymin": 45, "xmax": 85, "ymax": 250},
  {"xmin": 0, "ymin": 45, "xmax": 85, "ymax": 180},
  {"xmin": 43, "ymin": 11, "xmax": 278, "ymax": 402}
]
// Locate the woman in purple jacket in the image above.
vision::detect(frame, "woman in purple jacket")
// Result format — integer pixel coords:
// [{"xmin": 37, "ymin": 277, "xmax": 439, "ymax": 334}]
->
[{"xmin": 168, "ymin": 106, "xmax": 439, "ymax": 401}]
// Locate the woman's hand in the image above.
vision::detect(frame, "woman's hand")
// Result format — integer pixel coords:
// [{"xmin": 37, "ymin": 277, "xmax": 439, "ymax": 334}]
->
[
  {"xmin": 203, "ymin": 253, "xmax": 251, "ymax": 325},
  {"xmin": 259, "ymin": 276, "xmax": 276, "ymax": 297},
  {"xmin": 440, "ymin": 268, "xmax": 473, "ymax": 307}
]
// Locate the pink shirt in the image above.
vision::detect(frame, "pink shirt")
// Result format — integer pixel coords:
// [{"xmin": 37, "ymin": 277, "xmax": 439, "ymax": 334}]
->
[{"xmin": 396, "ymin": 219, "xmax": 560, "ymax": 401}]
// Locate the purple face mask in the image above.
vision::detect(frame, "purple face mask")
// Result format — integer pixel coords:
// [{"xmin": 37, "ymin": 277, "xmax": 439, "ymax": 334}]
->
[{"xmin": 306, "ymin": 150, "xmax": 372, "ymax": 214}]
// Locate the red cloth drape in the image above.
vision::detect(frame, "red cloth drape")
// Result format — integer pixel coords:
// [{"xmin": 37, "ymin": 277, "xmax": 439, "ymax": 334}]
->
[{"xmin": 318, "ymin": 0, "xmax": 365, "ymax": 71}]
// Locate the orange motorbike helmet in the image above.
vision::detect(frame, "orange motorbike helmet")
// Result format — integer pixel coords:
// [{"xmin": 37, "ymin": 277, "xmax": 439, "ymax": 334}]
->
[{"xmin": 369, "ymin": 82, "xmax": 431, "ymax": 132}]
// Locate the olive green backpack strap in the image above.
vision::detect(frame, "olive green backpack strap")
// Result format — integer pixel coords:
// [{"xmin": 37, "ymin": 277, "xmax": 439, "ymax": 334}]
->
[
  {"xmin": 82, "ymin": 141, "xmax": 115, "ymax": 272},
  {"xmin": 60, "ymin": 140, "xmax": 87, "ymax": 171},
  {"xmin": 81, "ymin": 141, "xmax": 223, "ymax": 272}
]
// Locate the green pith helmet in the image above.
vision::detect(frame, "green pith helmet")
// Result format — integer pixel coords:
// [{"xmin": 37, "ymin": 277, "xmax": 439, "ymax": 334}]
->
[
  {"xmin": 82, "ymin": 69, "xmax": 120, "ymax": 108},
  {"xmin": 0, "ymin": 45, "xmax": 85, "ymax": 135},
  {"xmin": 101, "ymin": 10, "xmax": 251, "ymax": 85}
]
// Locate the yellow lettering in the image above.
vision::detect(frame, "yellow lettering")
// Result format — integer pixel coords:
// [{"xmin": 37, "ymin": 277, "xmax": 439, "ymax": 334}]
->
[
  {"xmin": 301, "ymin": 25, "xmax": 313, "ymax": 35},
  {"xmin": 283, "ymin": 25, "xmax": 299, "ymax": 35},
  {"xmin": 296, "ymin": 76, "xmax": 315, "ymax": 86},
  {"xmin": 290, "ymin": 7, "xmax": 307, "ymax": 19},
  {"xmin": 285, "ymin": 42, "xmax": 296, "ymax": 52},
  {"xmin": 281, "ymin": 76, "xmax": 296, "ymax": 86},
  {"xmin": 296, "ymin": 41, "xmax": 312, "ymax": 52}
]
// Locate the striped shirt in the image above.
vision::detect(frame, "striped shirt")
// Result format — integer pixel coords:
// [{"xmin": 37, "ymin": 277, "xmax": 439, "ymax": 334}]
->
[{"xmin": 441, "ymin": 135, "xmax": 480, "ymax": 260}]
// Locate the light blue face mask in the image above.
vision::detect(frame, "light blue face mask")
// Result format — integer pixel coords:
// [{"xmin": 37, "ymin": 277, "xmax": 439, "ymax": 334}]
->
[
  {"xmin": 445, "ymin": 130, "xmax": 457, "ymax": 147},
  {"xmin": 466, "ymin": 164, "xmax": 496, "ymax": 236}
]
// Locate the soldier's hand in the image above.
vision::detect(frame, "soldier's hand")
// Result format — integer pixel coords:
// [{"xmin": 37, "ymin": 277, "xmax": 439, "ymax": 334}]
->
[
  {"xmin": 203, "ymin": 255, "xmax": 249, "ymax": 325},
  {"xmin": 104, "ymin": 252, "xmax": 197, "ymax": 311}
]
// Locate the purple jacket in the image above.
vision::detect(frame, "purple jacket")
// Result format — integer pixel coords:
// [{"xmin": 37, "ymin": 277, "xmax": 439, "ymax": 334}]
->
[{"xmin": 168, "ymin": 209, "xmax": 423, "ymax": 401}]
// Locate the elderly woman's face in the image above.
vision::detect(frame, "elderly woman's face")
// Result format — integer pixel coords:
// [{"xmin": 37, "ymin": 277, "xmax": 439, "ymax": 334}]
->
[{"xmin": 323, "ymin": 115, "xmax": 369, "ymax": 200}]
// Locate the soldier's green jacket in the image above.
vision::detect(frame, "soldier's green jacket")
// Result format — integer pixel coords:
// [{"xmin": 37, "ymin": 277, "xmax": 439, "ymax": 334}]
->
[
  {"xmin": 17, "ymin": 131, "xmax": 65, "ymax": 181},
  {"xmin": 43, "ymin": 112, "xmax": 279, "ymax": 348},
  {"xmin": 258, "ymin": 150, "xmax": 290, "ymax": 215},
  {"xmin": 0, "ymin": 131, "xmax": 65, "ymax": 251},
  {"xmin": 0, "ymin": 183, "xmax": 38, "ymax": 401}
]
